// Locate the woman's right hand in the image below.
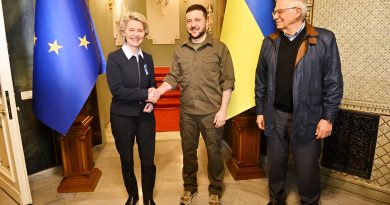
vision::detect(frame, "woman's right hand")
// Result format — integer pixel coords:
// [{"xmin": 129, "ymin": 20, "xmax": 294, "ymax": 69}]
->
[{"xmin": 147, "ymin": 88, "xmax": 160, "ymax": 103}]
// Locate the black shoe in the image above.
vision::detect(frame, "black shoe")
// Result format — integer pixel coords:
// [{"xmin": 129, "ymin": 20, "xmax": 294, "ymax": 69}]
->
[
  {"xmin": 125, "ymin": 196, "xmax": 139, "ymax": 205},
  {"xmin": 143, "ymin": 199, "xmax": 156, "ymax": 205}
]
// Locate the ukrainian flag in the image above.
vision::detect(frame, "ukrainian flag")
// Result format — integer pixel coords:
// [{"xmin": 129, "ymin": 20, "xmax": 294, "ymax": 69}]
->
[{"xmin": 221, "ymin": 0, "xmax": 275, "ymax": 118}]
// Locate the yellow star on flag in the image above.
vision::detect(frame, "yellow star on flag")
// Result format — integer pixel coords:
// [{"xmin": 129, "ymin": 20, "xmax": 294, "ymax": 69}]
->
[
  {"xmin": 78, "ymin": 35, "xmax": 90, "ymax": 49},
  {"xmin": 48, "ymin": 40, "xmax": 63, "ymax": 55},
  {"xmin": 34, "ymin": 33, "xmax": 37, "ymax": 46}
]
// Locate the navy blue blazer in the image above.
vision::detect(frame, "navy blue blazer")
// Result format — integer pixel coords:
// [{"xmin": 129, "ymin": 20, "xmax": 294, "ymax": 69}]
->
[{"xmin": 106, "ymin": 48, "xmax": 155, "ymax": 116}]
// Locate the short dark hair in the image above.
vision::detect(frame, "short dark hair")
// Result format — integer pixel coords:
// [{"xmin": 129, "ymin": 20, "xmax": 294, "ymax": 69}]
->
[{"xmin": 186, "ymin": 4, "xmax": 207, "ymax": 19}]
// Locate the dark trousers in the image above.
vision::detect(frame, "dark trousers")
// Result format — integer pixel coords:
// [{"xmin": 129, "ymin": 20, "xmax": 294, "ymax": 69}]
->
[
  {"xmin": 180, "ymin": 111, "xmax": 225, "ymax": 196},
  {"xmin": 267, "ymin": 109, "xmax": 321, "ymax": 205},
  {"xmin": 110, "ymin": 112, "xmax": 156, "ymax": 200}
]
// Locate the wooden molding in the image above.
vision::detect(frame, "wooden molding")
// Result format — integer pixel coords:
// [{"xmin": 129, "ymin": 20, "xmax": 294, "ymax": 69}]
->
[
  {"xmin": 226, "ymin": 112, "xmax": 266, "ymax": 180},
  {"xmin": 57, "ymin": 115, "xmax": 102, "ymax": 192}
]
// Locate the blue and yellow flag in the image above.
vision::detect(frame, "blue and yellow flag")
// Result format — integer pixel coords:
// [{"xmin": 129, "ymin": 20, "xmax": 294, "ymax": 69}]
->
[
  {"xmin": 221, "ymin": 0, "xmax": 275, "ymax": 118},
  {"xmin": 33, "ymin": 0, "xmax": 105, "ymax": 135}
]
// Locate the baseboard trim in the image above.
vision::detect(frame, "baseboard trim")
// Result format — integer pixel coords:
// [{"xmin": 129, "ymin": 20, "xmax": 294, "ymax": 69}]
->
[{"xmin": 321, "ymin": 175, "xmax": 390, "ymax": 204}]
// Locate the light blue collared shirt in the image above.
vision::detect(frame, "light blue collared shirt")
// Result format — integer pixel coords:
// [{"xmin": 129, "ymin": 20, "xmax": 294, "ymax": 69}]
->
[
  {"xmin": 284, "ymin": 21, "xmax": 306, "ymax": 41},
  {"xmin": 121, "ymin": 44, "xmax": 144, "ymax": 63}
]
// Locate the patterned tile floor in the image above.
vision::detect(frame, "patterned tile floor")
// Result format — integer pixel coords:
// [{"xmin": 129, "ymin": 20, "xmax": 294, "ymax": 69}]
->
[{"xmin": 1, "ymin": 131, "xmax": 388, "ymax": 205}]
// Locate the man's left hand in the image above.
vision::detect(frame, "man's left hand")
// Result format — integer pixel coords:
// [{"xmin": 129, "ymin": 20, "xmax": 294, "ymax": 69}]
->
[
  {"xmin": 315, "ymin": 119, "xmax": 333, "ymax": 140},
  {"xmin": 213, "ymin": 110, "xmax": 227, "ymax": 128}
]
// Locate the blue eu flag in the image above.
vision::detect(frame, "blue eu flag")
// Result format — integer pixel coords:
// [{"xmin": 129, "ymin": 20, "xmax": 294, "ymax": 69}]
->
[{"xmin": 33, "ymin": 0, "xmax": 105, "ymax": 135}]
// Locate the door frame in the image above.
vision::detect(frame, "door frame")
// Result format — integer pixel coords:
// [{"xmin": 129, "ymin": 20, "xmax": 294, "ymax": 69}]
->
[{"xmin": 0, "ymin": 2, "xmax": 32, "ymax": 204}]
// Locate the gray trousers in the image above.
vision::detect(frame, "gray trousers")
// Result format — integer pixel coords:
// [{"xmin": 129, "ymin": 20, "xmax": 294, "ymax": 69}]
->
[
  {"xmin": 267, "ymin": 109, "xmax": 321, "ymax": 205},
  {"xmin": 180, "ymin": 110, "xmax": 224, "ymax": 196}
]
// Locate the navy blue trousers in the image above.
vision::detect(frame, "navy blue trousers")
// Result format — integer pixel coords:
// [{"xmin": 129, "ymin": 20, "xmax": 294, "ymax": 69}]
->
[{"xmin": 110, "ymin": 112, "xmax": 156, "ymax": 200}]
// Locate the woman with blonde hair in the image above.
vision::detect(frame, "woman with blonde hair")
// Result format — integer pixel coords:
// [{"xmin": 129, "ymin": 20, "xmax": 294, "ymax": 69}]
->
[{"xmin": 106, "ymin": 12, "xmax": 157, "ymax": 205}]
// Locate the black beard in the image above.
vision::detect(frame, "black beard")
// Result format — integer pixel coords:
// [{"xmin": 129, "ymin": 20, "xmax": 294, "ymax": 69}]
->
[{"xmin": 188, "ymin": 28, "xmax": 206, "ymax": 40}]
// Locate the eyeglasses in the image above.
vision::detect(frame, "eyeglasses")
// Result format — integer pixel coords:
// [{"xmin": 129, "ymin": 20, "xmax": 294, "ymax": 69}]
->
[{"xmin": 272, "ymin": 7, "xmax": 297, "ymax": 16}]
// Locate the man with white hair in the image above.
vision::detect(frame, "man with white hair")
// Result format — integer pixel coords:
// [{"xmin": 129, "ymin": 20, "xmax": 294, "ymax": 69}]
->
[{"xmin": 255, "ymin": 0, "xmax": 343, "ymax": 204}]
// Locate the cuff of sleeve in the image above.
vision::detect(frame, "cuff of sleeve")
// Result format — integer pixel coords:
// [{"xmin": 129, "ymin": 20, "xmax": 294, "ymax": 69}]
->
[
  {"xmin": 140, "ymin": 89, "xmax": 148, "ymax": 100},
  {"xmin": 255, "ymin": 106, "xmax": 263, "ymax": 115},
  {"xmin": 322, "ymin": 114, "xmax": 335, "ymax": 124},
  {"xmin": 163, "ymin": 78, "xmax": 177, "ymax": 89},
  {"xmin": 322, "ymin": 118, "xmax": 333, "ymax": 125},
  {"xmin": 222, "ymin": 81, "xmax": 235, "ymax": 91}
]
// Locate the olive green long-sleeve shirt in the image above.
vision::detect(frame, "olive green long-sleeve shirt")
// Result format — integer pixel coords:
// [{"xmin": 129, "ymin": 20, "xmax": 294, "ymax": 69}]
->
[{"xmin": 164, "ymin": 34, "xmax": 235, "ymax": 115}]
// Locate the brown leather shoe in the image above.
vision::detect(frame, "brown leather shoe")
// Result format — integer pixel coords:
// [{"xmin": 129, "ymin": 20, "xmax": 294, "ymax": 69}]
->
[
  {"xmin": 180, "ymin": 191, "xmax": 198, "ymax": 205},
  {"xmin": 209, "ymin": 194, "xmax": 221, "ymax": 205}
]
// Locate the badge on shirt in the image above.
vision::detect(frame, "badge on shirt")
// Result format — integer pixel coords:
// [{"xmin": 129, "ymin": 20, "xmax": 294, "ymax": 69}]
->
[{"xmin": 144, "ymin": 64, "xmax": 149, "ymax": 76}]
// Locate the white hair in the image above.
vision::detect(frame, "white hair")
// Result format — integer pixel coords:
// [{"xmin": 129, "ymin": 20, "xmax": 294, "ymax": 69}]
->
[{"xmin": 288, "ymin": 0, "xmax": 308, "ymax": 21}]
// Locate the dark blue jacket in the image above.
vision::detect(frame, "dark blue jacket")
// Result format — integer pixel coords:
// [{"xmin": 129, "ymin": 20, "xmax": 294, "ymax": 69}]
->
[
  {"xmin": 107, "ymin": 49, "xmax": 155, "ymax": 116},
  {"xmin": 255, "ymin": 23, "xmax": 343, "ymax": 137}
]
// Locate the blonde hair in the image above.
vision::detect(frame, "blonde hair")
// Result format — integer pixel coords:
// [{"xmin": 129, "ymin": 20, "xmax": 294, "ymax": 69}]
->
[{"xmin": 119, "ymin": 12, "xmax": 149, "ymax": 36}]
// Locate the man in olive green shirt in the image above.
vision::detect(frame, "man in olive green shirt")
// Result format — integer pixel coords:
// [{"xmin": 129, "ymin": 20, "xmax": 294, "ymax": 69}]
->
[{"xmin": 149, "ymin": 4, "xmax": 234, "ymax": 205}]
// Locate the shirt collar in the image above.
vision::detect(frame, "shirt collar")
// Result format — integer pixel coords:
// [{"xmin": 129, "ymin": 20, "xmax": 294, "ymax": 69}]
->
[
  {"xmin": 182, "ymin": 33, "xmax": 214, "ymax": 49},
  {"xmin": 122, "ymin": 44, "xmax": 144, "ymax": 61},
  {"xmin": 284, "ymin": 21, "xmax": 306, "ymax": 41}
]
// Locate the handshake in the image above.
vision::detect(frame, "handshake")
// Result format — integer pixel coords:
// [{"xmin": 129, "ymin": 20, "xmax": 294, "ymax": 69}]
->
[{"xmin": 147, "ymin": 88, "xmax": 161, "ymax": 104}]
